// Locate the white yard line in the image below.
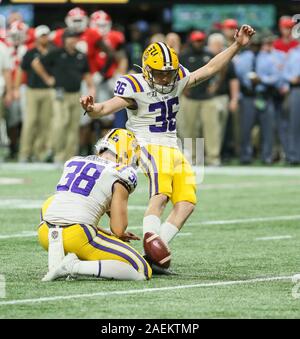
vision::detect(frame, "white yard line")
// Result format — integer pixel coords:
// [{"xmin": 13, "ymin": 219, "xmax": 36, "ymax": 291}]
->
[
  {"xmin": 0, "ymin": 231, "xmax": 37, "ymax": 239},
  {"xmin": 2, "ymin": 215, "xmax": 300, "ymax": 240},
  {"xmin": 0, "ymin": 178, "xmax": 25, "ymax": 185},
  {"xmin": 1, "ymin": 163, "xmax": 300, "ymax": 176},
  {"xmin": 255, "ymin": 235, "xmax": 292, "ymax": 241},
  {"xmin": 200, "ymin": 166, "xmax": 300, "ymax": 176},
  {"xmin": 189, "ymin": 215, "xmax": 300, "ymax": 226},
  {"xmin": 198, "ymin": 181, "xmax": 300, "ymax": 190},
  {"xmin": 0, "ymin": 275, "xmax": 292, "ymax": 306},
  {"xmin": 0, "ymin": 199, "xmax": 147, "ymax": 210},
  {"xmin": 176, "ymin": 232, "xmax": 192, "ymax": 237}
]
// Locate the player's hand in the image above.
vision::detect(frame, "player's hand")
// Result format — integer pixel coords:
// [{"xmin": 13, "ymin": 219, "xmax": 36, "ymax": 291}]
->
[
  {"xmin": 234, "ymin": 25, "xmax": 256, "ymax": 47},
  {"xmin": 80, "ymin": 95, "xmax": 95, "ymax": 113},
  {"xmin": 45, "ymin": 76, "xmax": 55, "ymax": 87},
  {"xmin": 118, "ymin": 232, "xmax": 141, "ymax": 242}
]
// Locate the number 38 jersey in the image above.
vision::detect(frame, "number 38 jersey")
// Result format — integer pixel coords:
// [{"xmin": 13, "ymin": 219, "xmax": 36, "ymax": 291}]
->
[
  {"xmin": 44, "ymin": 156, "xmax": 137, "ymax": 227},
  {"xmin": 114, "ymin": 65, "xmax": 190, "ymax": 148}
]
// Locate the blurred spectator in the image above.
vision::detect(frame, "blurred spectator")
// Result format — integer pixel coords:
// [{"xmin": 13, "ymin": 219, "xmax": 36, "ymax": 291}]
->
[
  {"xmin": 149, "ymin": 33, "xmax": 166, "ymax": 44},
  {"xmin": 7, "ymin": 11, "xmax": 35, "ymax": 50},
  {"xmin": 273, "ymin": 16, "xmax": 299, "ymax": 53},
  {"xmin": 5, "ymin": 21, "xmax": 29, "ymax": 160},
  {"xmin": 283, "ymin": 43, "xmax": 300, "ymax": 164},
  {"xmin": 18, "ymin": 25, "xmax": 54, "ymax": 163},
  {"xmin": 221, "ymin": 19, "xmax": 238, "ymax": 47},
  {"xmin": 51, "ymin": 8, "xmax": 115, "ymax": 157},
  {"xmin": 90, "ymin": 10, "xmax": 128, "ymax": 130},
  {"xmin": 32, "ymin": 29, "xmax": 95, "ymax": 164},
  {"xmin": 178, "ymin": 31, "xmax": 223, "ymax": 166},
  {"xmin": 235, "ymin": 32, "xmax": 279, "ymax": 164},
  {"xmin": 261, "ymin": 32, "xmax": 289, "ymax": 163},
  {"xmin": 207, "ymin": 33, "xmax": 240, "ymax": 163},
  {"xmin": 0, "ymin": 41, "xmax": 13, "ymax": 154},
  {"xmin": 166, "ymin": 32, "xmax": 182, "ymax": 54},
  {"xmin": 126, "ymin": 23, "xmax": 146, "ymax": 72}
]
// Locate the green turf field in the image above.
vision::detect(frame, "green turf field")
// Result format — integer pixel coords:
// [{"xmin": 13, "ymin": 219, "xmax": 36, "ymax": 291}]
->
[{"xmin": 0, "ymin": 163, "xmax": 300, "ymax": 319}]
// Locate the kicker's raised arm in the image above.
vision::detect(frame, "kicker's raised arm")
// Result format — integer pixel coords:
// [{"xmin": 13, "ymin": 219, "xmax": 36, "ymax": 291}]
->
[{"xmin": 187, "ymin": 25, "xmax": 255, "ymax": 89}]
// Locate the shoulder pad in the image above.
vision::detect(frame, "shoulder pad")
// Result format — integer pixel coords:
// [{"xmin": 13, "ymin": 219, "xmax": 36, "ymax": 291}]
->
[
  {"xmin": 114, "ymin": 165, "xmax": 138, "ymax": 194},
  {"xmin": 177, "ymin": 64, "xmax": 190, "ymax": 81},
  {"xmin": 114, "ymin": 74, "xmax": 145, "ymax": 98}
]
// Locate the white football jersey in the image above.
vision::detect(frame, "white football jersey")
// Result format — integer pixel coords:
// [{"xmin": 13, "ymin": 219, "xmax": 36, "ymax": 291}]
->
[
  {"xmin": 114, "ymin": 65, "xmax": 190, "ymax": 148},
  {"xmin": 44, "ymin": 156, "xmax": 137, "ymax": 227}
]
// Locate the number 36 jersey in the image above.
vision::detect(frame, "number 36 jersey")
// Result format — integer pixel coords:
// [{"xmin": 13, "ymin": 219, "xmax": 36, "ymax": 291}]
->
[
  {"xmin": 43, "ymin": 156, "xmax": 137, "ymax": 227},
  {"xmin": 114, "ymin": 65, "xmax": 190, "ymax": 148}
]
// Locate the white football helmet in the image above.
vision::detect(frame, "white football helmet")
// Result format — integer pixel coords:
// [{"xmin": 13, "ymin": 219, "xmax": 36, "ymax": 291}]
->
[
  {"xmin": 90, "ymin": 10, "xmax": 112, "ymax": 36},
  {"xmin": 65, "ymin": 7, "xmax": 88, "ymax": 33},
  {"xmin": 7, "ymin": 21, "xmax": 28, "ymax": 46}
]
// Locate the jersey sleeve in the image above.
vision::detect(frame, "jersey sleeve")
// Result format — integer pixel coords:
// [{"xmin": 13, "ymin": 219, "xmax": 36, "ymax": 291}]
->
[
  {"xmin": 113, "ymin": 165, "xmax": 138, "ymax": 194},
  {"xmin": 113, "ymin": 74, "xmax": 143, "ymax": 99},
  {"xmin": 177, "ymin": 64, "xmax": 190, "ymax": 95}
]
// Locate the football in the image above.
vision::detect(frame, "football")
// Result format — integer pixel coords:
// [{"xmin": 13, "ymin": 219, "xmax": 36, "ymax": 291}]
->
[{"xmin": 143, "ymin": 232, "xmax": 171, "ymax": 268}]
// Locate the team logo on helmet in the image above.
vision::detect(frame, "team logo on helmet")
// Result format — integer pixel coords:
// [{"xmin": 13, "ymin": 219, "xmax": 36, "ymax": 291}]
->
[{"xmin": 95, "ymin": 129, "xmax": 140, "ymax": 168}]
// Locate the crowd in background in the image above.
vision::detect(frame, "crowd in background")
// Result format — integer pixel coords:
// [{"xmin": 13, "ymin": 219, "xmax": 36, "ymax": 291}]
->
[{"xmin": 0, "ymin": 8, "xmax": 300, "ymax": 166}]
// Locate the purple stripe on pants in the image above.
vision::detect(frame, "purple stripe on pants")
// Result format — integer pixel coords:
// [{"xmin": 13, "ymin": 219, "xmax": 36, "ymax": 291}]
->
[
  {"xmin": 81, "ymin": 225, "xmax": 139, "ymax": 271},
  {"xmin": 141, "ymin": 147, "xmax": 159, "ymax": 195},
  {"xmin": 96, "ymin": 232, "xmax": 149, "ymax": 279}
]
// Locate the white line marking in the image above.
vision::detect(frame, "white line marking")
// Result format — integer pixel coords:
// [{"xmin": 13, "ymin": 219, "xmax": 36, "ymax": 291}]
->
[
  {"xmin": 0, "ymin": 199, "xmax": 147, "ymax": 210},
  {"xmin": 0, "ymin": 231, "xmax": 37, "ymax": 239},
  {"xmin": 1, "ymin": 163, "xmax": 300, "ymax": 176},
  {"xmin": 255, "ymin": 235, "xmax": 292, "ymax": 241},
  {"xmin": 1, "ymin": 215, "xmax": 300, "ymax": 240},
  {"xmin": 0, "ymin": 275, "xmax": 292, "ymax": 306},
  {"xmin": 198, "ymin": 181, "xmax": 300, "ymax": 190},
  {"xmin": 0, "ymin": 178, "xmax": 25, "ymax": 185},
  {"xmin": 129, "ymin": 215, "xmax": 300, "ymax": 230},
  {"xmin": 190, "ymin": 215, "xmax": 300, "ymax": 226},
  {"xmin": 176, "ymin": 232, "xmax": 192, "ymax": 237},
  {"xmin": 200, "ymin": 166, "xmax": 300, "ymax": 176}
]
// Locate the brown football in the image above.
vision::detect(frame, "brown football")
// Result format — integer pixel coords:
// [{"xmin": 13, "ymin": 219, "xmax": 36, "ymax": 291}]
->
[{"xmin": 143, "ymin": 232, "xmax": 171, "ymax": 268}]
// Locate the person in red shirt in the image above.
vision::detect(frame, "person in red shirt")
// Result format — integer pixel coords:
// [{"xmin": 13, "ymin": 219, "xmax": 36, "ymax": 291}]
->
[
  {"xmin": 89, "ymin": 10, "xmax": 128, "ymax": 132},
  {"xmin": 4, "ymin": 21, "xmax": 29, "ymax": 160},
  {"xmin": 90, "ymin": 10, "xmax": 127, "ymax": 81},
  {"xmin": 51, "ymin": 7, "xmax": 114, "ymax": 77},
  {"xmin": 6, "ymin": 11, "xmax": 35, "ymax": 50},
  {"xmin": 273, "ymin": 16, "xmax": 299, "ymax": 53}
]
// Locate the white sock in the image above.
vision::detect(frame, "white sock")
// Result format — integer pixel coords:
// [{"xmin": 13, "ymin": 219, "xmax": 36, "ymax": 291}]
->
[
  {"xmin": 160, "ymin": 222, "xmax": 179, "ymax": 244},
  {"xmin": 72, "ymin": 260, "xmax": 145, "ymax": 281},
  {"xmin": 72, "ymin": 260, "xmax": 100, "ymax": 277},
  {"xmin": 143, "ymin": 215, "xmax": 161, "ymax": 236}
]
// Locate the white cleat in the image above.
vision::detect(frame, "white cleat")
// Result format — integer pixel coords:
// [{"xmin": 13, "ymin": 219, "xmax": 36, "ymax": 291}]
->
[{"xmin": 42, "ymin": 253, "xmax": 79, "ymax": 282}]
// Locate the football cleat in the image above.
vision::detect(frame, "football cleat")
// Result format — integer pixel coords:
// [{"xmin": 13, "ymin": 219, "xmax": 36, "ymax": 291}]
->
[
  {"xmin": 143, "ymin": 255, "xmax": 176, "ymax": 276},
  {"xmin": 42, "ymin": 253, "xmax": 79, "ymax": 282}
]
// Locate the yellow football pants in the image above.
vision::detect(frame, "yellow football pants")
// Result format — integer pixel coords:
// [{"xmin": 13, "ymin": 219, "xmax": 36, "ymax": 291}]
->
[
  {"xmin": 38, "ymin": 197, "xmax": 152, "ymax": 279},
  {"xmin": 140, "ymin": 144, "xmax": 197, "ymax": 205}
]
